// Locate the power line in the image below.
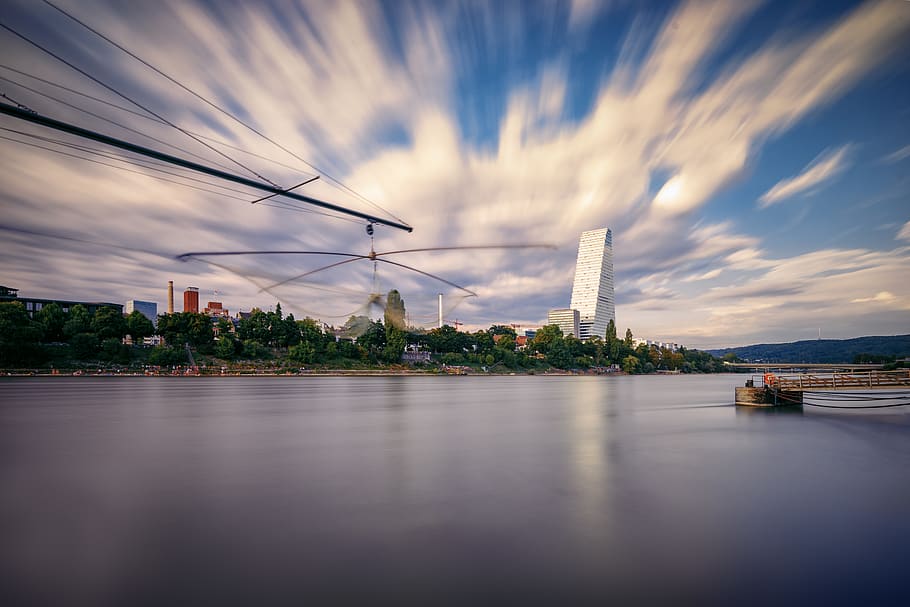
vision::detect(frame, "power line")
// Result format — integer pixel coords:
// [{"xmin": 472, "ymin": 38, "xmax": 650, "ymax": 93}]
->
[
  {"xmin": 0, "ymin": 100, "xmax": 413, "ymax": 231},
  {"xmin": 0, "ymin": 131, "xmax": 255, "ymax": 202},
  {"xmin": 0, "ymin": 20, "xmax": 281, "ymax": 188},
  {"xmin": 1, "ymin": 124, "xmax": 258, "ymax": 192},
  {"xmin": 0, "ymin": 129, "xmax": 363, "ymax": 225},
  {"xmin": 0, "ymin": 73, "xmax": 245, "ymax": 174},
  {"xmin": 0, "ymin": 63, "xmax": 311, "ymax": 175},
  {"xmin": 40, "ymin": 0, "xmax": 408, "ymax": 226}
]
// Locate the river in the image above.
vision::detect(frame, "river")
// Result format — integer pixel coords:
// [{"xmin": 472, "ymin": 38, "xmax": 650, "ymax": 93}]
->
[{"xmin": 1, "ymin": 375, "xmax": 908, "ymax": 605}]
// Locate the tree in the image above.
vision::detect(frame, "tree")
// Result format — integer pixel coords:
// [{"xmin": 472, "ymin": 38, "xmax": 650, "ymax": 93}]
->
[
  {"xmin": 91, "ymin": 307, "xmax": 127, "ymax": 340},
  {"xmin": 605, "ymin": 319, "xmax": 617, "ymax": 341},
  {"xmin": 622, "ymin": 355, "xmax": 640, "ymax": 374},
  {"xmin": 530, "ymin": 324, "xmax": 563, "ymax": 354},
  {"xmin": 0, "ymin": 302, "xmax": 43, "ymax": 365},
  {"xmin": 496, "ymin": 334, "xmax": 516, "ymax": 352},
  {"xmin": 241, "ymin": 339, "xmax": 271, "ymax": 359},
  {"xmin": 214, "ymin": 335, "xmax": 237, "ymax": 359},
  {"xmin": 289, "ymin": 341, "xmax": 316, "ymax": 363},
  {"xmin": 70, "ymin": 333, "xmax": 100, "ymax": 360},
  {"xmin": 148, "ymin": 345, "xmax": 187, "ymax": 366},
  {"xmin": 425, "ymin": 325, "xmax": 471, "ymax": 354},
  {"xmin": 358, "ymin": 320, "xmax": 386, "ymax": 359},
  {"xmin": 489, "ymin": 325, "xmax": 517, "ymax": 338},
  {"xmin": 383, "ymin": 324, "xmax": 407, "ymax": 363},
  {"xmin": 624, "ymin": 328, "xmax": 634, "ymax": 349},
  {"xmin": 36, "ymin": 302, "xmax": 66, "ymax": 342},
  {"xmin": 100, "ymin": 337, "xmax": 131, "ymax": 364},
  {"xmin": 126, "ymin": 311, "xmax": 154, "ymax": 344},
  {"xmin": 63, "ymin": 304, "xmax": 91, "ymax": 339},
  {"xmin": 547, "ymin": 339, "xmax": 574, "ymax": 369},
  {"xmin": 158, "ymin": 312, "xmax": 213, "ymax": 349},
  {"xmin": 384, "ymin": 290, "xmax": 406, "ymax": 330}
]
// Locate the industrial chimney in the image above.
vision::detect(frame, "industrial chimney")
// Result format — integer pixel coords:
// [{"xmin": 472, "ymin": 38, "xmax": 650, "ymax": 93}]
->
[{"xmin": 167, "ymin": 281, "xmax": 174, "ymax": 314}]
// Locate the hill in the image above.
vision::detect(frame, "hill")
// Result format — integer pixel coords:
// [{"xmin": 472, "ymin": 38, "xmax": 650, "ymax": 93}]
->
[{"xmin": 707, "ymin": 335, "xmax": 910, "ymax": 364}]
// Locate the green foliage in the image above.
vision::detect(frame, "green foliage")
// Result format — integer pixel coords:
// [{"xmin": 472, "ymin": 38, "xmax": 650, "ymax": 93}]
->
[
  {"xmin": 36, "ymin": 302, "xmax": 66, "ymax": 342},
  {"xmin": 100, "ymin": 337, "xmax": 131, "ymax": 364},
  {"xmin": 0, "ymin": 302, "xmax": 43, "ymax": 365},
  {"xmin": 383, "ymin": 324, "xmax": 407, "ymax": 363},
  {"xmin": 157, "ymin": 312, "xmax": 214, "ymax": 348},
  {"xmin": 148, "ymin": 346, "xmax": 187, "ymax": 366},
  {"xmin": 214, "ymin": 335, "xmax": 237, "ymax": 359},
  {"xmin": 91, "ymin": 306, "xmax": 127, "ymax": 340},
  {"xmin": 126, "ymin": 310, "xmax": 155, "ymax": 343},
  {"xmin": 605, "ymin": 319, "xmax": 617, "ymax": 341},
  {"xmin": 289, "ymin": 341, "xmax": 316, "ymax": 363},
  {"xmin": 489, "ymin": 325, "xmax": 517, "ymax": 338},
  {"xmin": 424, "ymin": 324, "xmax": 472, "ymax": 354},
  {"xmin": 358, "ymin": 320, "xmax": 386, "ymax": 359},
  {"xmin": 241, "ymin": 339, "xmax": 271, "ymax": 360},
  {"xmin": 70, "ymin": 332, "xmax": 100, "ymax": 360},
  {"xmin": 530, "ymin": 324, "xmax": 563, "ymax": 354},
  {"xmin": 622, "ymin": 355, "xmax": 640, "ymax": 374},
  {"xmin": 63, "ymin": 304, "xmax": 91, "ymax": 339},
  {"xmin": 495, "ymin": 333, "xmax": 516, "ymax": 352}
]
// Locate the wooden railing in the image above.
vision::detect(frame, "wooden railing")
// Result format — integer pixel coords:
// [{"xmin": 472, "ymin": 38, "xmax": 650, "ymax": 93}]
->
[{"xmin": 763, "ymin": 370, "xmax": 910, "ymax": 391}]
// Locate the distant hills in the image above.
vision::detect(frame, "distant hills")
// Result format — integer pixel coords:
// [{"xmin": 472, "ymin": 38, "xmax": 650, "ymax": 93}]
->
[{"xmin": 707, "ymin": 335, "xmax": 910, "ymax": 364}]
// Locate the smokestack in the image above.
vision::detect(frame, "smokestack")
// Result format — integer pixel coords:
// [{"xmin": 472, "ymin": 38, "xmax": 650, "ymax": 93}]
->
[
  {"xmin": 167, "ymin": 281, "xmax": 174, "ymax": 314},
  {"xmin": 438, "ymin": 293, "xmax": 443, "ymax": 329}
]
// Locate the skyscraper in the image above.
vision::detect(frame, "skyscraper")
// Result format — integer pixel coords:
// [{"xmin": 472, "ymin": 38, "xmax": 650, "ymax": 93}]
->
[{"xmin": 569, "ymin": 228, "xmax": 615, "ymax": 340}]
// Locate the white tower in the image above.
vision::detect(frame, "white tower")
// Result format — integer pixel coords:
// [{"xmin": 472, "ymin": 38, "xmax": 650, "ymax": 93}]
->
[{"xmin": 569, "ymin": 228, "xmax": 615, "ymax": 340}]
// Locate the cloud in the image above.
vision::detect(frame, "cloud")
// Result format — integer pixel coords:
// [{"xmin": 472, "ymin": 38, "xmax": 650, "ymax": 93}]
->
[
  {"xmin": 568, "ymin": 0, "xmax": 609, "ymax": 32},
  {"xmin": 851, "ymin": 291, "xmax": 896, "ymax": 304},
  {"xmin": 758, "ymin": 146, "xmax": 851, "ymax": 208},
  {"xmin": 1, "ymin": 0, "xmax": 909, "ymax": 347},
  {"xmin": 883, "ymin": 144, "xmax": 910, "ymax": 164},
  {"xmin": 899, "ymin": 221, "xmax": 910, "ymax": 241}
]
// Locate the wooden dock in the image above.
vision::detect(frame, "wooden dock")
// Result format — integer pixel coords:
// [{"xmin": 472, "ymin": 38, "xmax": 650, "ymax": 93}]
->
[
  {"xmin": 767, "ymin": 370, "xmax": 910, "ymax": 391},
  {"xmin": 735, "ymin": 370, "xmax": 910, "ymax": 407}
]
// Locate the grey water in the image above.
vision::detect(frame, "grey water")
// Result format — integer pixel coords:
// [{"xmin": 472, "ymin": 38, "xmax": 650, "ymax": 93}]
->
[{"xmin": 1, "ymin": 375, "xmax": 908, "ymax": 606}]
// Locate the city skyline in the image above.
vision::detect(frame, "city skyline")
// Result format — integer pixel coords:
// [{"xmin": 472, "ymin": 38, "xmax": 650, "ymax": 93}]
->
[{"xmin": 1, "ymin": 1, "xmax": 908, "ymax": 348}]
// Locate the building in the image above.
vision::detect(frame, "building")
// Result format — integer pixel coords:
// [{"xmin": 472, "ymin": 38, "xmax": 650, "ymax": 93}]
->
[
  {"xmin": 204, "ymin": 301, "xmax": 229, "ymax": 317},
  {"xmin": 0, "ymin": 285, "xmax": 122, "ymax": 319},
  {"xmin": 547, "ymin": 308, "xmax": 580, "ymax": 339},
  {"xmin": 183, "ymin": 287, "xmax": 199, "ymax": 313},
  {"xmin": 633, "ymin": 338, "xmax": 681, "ymax": 352},
  {"xmin": 126, "ymin": 300, "xmax": 158, "ymax": 327},
  {"xmin": 569, "ymin": 228, "xmax": 615, "ymax": 340}
]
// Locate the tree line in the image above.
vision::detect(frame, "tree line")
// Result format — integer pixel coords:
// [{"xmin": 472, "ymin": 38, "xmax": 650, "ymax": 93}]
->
[{"xmin": 1, "ymin": 295, "xmax": 725, "ymax": 373}]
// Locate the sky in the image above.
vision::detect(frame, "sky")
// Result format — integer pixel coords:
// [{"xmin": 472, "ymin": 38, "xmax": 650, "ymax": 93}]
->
[{"xmin": 0, "ymin": 0, "xmax": 908, "ymax": 349}]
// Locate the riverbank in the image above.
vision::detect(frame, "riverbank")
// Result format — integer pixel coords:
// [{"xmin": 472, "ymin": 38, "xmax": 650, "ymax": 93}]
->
[{"xmin": 2, "ymin": 367, "xmax": 622, "ymax": 377}]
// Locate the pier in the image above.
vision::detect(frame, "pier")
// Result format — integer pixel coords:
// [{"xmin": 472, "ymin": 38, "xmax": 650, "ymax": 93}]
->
[{"xmin": 734, "ymin": 369, "xmax": 910, "ymax": 407}]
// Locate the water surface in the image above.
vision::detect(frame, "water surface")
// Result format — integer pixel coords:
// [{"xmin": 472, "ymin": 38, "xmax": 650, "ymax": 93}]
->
[{"xmin": 1, "ymin": 375, "xmax": 908, "ymax": 605}]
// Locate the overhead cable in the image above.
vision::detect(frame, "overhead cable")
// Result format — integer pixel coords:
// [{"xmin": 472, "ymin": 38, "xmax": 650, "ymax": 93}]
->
[
  {"xmin": 40, "ymin": 0, "xmax": 408, "ymax": 226},
  {"xmin": 0, "ymin": 64, "xmax": 310, "ymax": 175},
  {"xmin": 0, "ymin": 20, "xmax": 281, "ymax": 188},
  {"xmin": 0, "ymin": 100, "xmax": 413, "ymax": 231}
]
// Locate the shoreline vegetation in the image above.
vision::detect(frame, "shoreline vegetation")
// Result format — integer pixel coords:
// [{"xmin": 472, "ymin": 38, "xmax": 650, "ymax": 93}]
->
[
  {"xmin": 3, "ymin": 300, "xmax": 906, "ymax": 378},
  {"xmin": 1, "ymin": 299, "xmax": 729, "ymax": 376}
]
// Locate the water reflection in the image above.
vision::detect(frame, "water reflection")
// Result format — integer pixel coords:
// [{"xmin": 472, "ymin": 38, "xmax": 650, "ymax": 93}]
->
[{"xmin": 1, "ymin": 375, "xmax": 907, "ymax": 605}]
